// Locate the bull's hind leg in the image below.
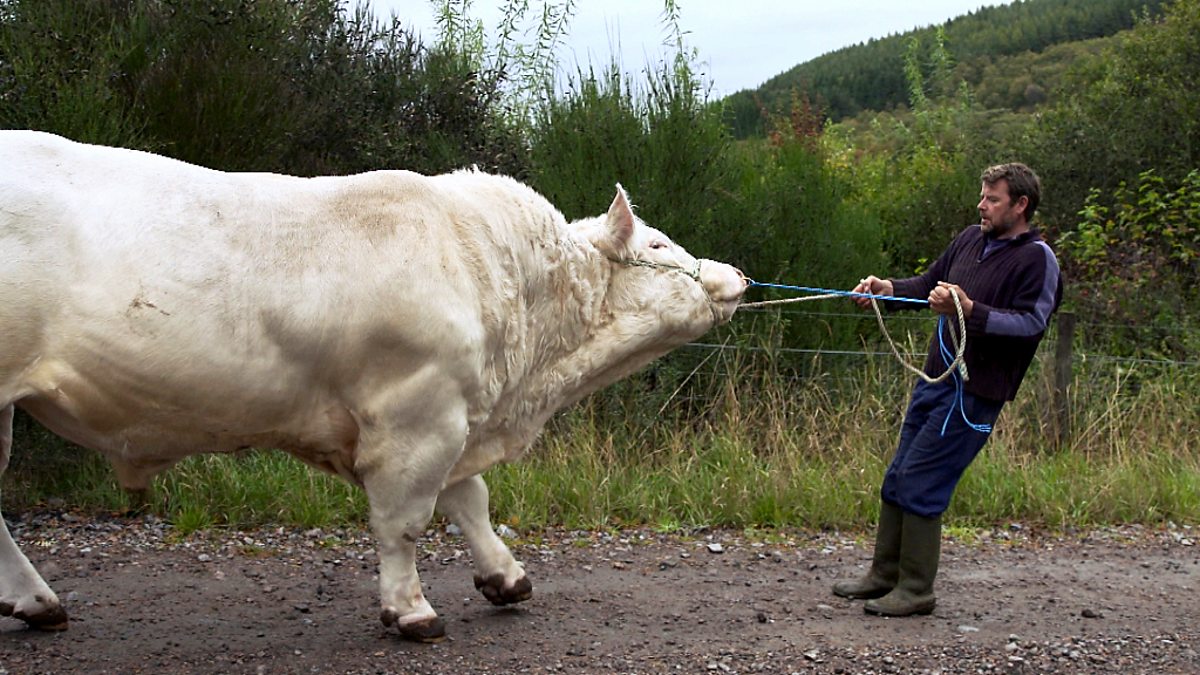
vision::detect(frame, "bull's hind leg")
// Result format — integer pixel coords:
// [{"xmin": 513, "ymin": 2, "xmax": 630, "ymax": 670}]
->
[
  {"xmin": 436, "ymin": 474, "xmax": 531, "ymax": 606},
  {"xmin": 0, "ymin": 404, "xmax": 68, "ymax": 630}
]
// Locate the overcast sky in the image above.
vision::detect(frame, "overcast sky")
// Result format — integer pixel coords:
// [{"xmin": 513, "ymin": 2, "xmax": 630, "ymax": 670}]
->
[{"xmin": 366, "ymin": 1, "xmax": 1000, "ymax": 96}]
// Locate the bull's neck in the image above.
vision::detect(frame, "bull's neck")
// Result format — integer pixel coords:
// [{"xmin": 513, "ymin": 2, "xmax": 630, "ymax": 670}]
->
[{"xmin": 485, "ymin": 239, "xmax": 652, "ymax": 447}]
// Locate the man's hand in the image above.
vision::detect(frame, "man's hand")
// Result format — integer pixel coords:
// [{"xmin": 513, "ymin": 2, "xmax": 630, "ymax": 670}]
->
[
  {"xmin": 851, "ymin": 275, "xmax": 893, "ymax": 309},
  {"xmin": 929, "ymin": 281, "xmax": 973, "ymax": 318}
]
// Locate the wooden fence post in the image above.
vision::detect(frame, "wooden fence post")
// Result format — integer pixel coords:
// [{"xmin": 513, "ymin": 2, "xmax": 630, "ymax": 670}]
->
[{"xmin": 1052, "ymin": 312, "xmax": 1076, "ymax": 447}]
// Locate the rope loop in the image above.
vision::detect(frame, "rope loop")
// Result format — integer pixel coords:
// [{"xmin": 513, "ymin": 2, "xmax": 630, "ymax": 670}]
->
[{"xmin": 868, "ymin": 289, "xmax": 968, "ymax": 385}]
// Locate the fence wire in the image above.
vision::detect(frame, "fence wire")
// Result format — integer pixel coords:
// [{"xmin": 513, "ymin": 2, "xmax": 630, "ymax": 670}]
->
[{"xmin": 717, "ymin": 308, "xmax": 1200, "ymax": 368}]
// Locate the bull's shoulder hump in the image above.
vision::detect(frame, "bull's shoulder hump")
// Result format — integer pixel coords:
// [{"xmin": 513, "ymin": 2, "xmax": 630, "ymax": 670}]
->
[
  {"xmin": 310, "ymin": 170, "xmax": 442, "ymax": 223},
  {"xmin": 427, "ymin": 169, "xmax": 563, "ymax": 218},
  {"xmin": 334, "ymin": 169, "xmax": 555, "ymax": 221},
  {"xmin": 330, "ymin": 169, "xmax": 433, "ymax": 196}
]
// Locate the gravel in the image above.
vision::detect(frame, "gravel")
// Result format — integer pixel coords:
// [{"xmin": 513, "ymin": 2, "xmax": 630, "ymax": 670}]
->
[{"xmin": 1, "ymin": 510, "xmax": 1196, "ymax": 674}]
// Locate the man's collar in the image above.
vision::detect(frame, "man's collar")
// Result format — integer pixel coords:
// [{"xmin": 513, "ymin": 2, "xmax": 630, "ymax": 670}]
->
[{"xmin": 985, "ymin": 226, "xmax": 1039, "ymax": 244}]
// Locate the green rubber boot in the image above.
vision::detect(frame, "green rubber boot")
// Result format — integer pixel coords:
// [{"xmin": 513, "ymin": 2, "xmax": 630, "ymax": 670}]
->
[
  {"xmin": 832, "ymin": 500, "xmax": 903, "ymax": 600},
  {"xmin": 864, "ymin": 511, "xmax": 941, "ymax": 616}
]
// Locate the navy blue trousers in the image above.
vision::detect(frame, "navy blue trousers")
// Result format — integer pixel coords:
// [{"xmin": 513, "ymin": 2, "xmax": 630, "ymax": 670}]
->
[{"xmin": 881, "ymin": 379, "xmax": 1005, "ymax": 518}]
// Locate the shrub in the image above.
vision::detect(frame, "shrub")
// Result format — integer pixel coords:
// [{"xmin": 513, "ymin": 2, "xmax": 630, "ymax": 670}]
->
[
  {"xmin": 0, "ymin": 0, "xmax": 528, "ymax": 176},
  {"xmin": 1060, "ymin": 169, "xmax": 1200, "ymax": 358}
]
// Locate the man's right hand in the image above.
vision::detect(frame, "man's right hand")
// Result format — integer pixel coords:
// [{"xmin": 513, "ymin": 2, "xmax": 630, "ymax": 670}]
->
[{"xmin": 852, "ymin": 275, "xmax": 893, "ymax": 309}]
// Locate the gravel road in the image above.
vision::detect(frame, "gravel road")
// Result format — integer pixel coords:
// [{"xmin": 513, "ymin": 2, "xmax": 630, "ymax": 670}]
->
[{"xmin": 1, "ymin": 510, "xmax": 1196, "ymax": 674}]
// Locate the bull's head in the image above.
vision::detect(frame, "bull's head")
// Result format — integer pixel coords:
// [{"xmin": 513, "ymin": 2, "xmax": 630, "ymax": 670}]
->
[{"xmin": 583, "ymin": 184, "xmax": 746, "ymax": 336}]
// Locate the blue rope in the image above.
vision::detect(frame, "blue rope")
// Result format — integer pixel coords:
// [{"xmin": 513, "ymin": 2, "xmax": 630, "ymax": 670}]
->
[
  {"xmin": 935, "ymin": 316, "xmax": 992, "ymax": 436},
  {"xmin": 747, "ymin": 280, "xmax": 930, "ymax": 305}
]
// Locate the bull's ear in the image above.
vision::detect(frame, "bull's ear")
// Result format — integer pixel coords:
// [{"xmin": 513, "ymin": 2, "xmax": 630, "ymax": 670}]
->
[{"xmin": 594, "ymin": 183, "xmax": 636, "ymax": 257}]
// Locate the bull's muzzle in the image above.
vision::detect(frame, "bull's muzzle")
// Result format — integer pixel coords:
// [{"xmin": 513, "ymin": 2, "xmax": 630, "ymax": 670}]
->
[{"xmin": 699, "ymin": 259, "xmax": 748, "ymax": 324}]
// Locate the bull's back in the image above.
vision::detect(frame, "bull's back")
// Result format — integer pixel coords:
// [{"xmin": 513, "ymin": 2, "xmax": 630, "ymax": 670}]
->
[
  {"xmin": 1, "ymin": 131, "xmax": 475, "ymax": 347},
  {"xmin": 1, "ymin": 132, "xmax": 273, "ymax": 393},
  {"xmin": 0, "ymin": 132, "xmax": 496, "ymax": 455}
]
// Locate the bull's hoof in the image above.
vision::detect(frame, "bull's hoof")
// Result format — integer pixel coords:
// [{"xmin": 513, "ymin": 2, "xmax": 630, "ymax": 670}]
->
[
  {"xmin": 399, "ymin": 617, "xmax": 446, "ymax": 643},
  {"xmin": 380, "ymin": 608, "xmax": 445, "ymax": 643},
  {"xmin": 1, "ymin": 603, "xmax": 70, "ymax": 631},
  {"xmin": 473, "ymin": 573, "xmax": 533, "ymax": 606}
]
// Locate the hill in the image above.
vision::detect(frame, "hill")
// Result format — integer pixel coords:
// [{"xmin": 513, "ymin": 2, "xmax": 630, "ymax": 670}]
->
[{"xmin": 722, "ymin": 0, "xmax": 1169, "ymax": 137}]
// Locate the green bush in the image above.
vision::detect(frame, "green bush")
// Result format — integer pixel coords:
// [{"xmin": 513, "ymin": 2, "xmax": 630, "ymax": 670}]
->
[
  {"xmin": 1031, "ymin": 0, "xmax": 1200, "ymax": 225},
  {"xmin": 527, "ymin": 58, "xmax": 726, "ymax": 235},
  {"xmin": 0, "ymin": 0, "xmax": 148, "ymax": 147},
  {"xmin": 0, "ymin": 0, "xmax": 527, "ymax": 175},
  {"xmin": 825, "ymin": 30, "xmax": 1007, "ymax": 275},
  {"xmin": 1060, "ymin": 169, "xmax": 1200, "ymax": 357},
  {"xmin": 529, "ymin": 57, "xmax": 886, "ymax": 353}
]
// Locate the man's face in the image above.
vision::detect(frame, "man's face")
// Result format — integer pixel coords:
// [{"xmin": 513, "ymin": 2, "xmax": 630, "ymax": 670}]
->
[{"xmin": 977, "ymin": 179, "xmax": 1027, "ymax": 238}]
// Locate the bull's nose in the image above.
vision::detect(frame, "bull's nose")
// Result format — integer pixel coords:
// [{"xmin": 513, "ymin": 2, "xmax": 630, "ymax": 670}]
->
[{"xmin": 700, "ymin": 260, "xmax": 747, "ymax": 302}]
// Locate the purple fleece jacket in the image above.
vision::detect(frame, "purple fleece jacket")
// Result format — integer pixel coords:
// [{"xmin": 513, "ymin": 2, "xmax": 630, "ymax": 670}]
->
[{"xmin": 889, "ymin": 225, "xmax": 1063, "ymax": 402}]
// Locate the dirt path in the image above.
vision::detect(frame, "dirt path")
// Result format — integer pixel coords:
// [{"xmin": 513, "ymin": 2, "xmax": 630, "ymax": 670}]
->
[{"xmin": 1, "ymin": 511, "xmax": 1197, "ymax": 674}]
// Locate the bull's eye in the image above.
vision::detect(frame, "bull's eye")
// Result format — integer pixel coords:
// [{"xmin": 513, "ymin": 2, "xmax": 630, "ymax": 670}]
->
[{"xmin": 649, "ymin": 240, "xmax": 668, "ymax": 250}]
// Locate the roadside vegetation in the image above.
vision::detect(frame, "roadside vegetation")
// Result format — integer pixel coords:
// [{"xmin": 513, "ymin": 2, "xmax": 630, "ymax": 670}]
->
[{"xmin": 2, "ymin": 0, "xmax": 1197, "ymax": 533}]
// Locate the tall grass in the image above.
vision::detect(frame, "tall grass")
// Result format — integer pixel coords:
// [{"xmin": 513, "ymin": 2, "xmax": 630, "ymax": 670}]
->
[{"xmin": 5, "ymin": 334, "xmax": 1196, "ymax": 533}]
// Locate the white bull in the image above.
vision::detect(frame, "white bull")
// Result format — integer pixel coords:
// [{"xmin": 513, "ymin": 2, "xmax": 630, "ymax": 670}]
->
[{"xmin": 0, "ymin": 131, "xmax": 745, "ymax": 640}]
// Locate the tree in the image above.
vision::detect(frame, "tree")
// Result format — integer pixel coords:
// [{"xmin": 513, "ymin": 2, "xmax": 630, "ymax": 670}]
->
[{"xmin": 1031, "ymin": 0, "xmax": 1200, "ymax": 225}]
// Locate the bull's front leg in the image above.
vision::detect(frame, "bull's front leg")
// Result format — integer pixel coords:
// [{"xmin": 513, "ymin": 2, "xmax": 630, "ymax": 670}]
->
[
  {"xmin": 0, "ymin": 516, "xmax": 64, "ymax": 630},
  {"xmin": 357, "ymin": 394, "xmax": 470, "ymax": 643},
  {"xmin": 436, "ymin": 474, "xmax": 531, "ymax": 606},
  {"xmin": 0, "ymin": 404, "xmax": 68, "ymax": 630}
]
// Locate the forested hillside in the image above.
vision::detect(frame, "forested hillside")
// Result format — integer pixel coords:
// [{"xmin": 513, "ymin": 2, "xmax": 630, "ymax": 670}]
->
[{"xmin": 724, "ymin": 0, "xmax": 1168, "ymax": 137}]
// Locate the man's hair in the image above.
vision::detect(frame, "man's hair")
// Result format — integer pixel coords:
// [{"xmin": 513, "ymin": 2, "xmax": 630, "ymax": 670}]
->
[{"xmin": 981, "ymin": 163, "xmax": 1041, "ymax": 222}]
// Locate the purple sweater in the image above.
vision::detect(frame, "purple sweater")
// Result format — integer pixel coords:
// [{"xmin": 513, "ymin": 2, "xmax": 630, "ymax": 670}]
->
[{"xmin": 890, "ymin": 225, "xmax": 1063, "ymax": 402}]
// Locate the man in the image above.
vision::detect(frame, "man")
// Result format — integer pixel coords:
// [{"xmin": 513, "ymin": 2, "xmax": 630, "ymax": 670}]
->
[{"xmin": 834, "ymin": 162, "xmax": 1062, "ymax": 616}]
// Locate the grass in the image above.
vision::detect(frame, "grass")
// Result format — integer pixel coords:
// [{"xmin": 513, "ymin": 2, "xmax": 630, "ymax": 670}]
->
[
  {"xmin": 154, "ymin": 452, "xmax": 367, "ymax": 532},
  {"xmin": 3, "ymin": 349, "xmax": 1197, "ymax": 534}
]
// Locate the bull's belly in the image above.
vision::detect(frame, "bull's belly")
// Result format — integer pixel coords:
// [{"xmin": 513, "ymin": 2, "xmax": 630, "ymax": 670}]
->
[{"xmin": 16, "ymin": 376, "xmax": 362, "ymax": 482}]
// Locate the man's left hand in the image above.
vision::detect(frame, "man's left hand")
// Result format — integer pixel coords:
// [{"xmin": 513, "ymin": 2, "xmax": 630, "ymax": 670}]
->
[{"xmin": 929, "ymin": 281, "xmax": 973, "ymax": 318}]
